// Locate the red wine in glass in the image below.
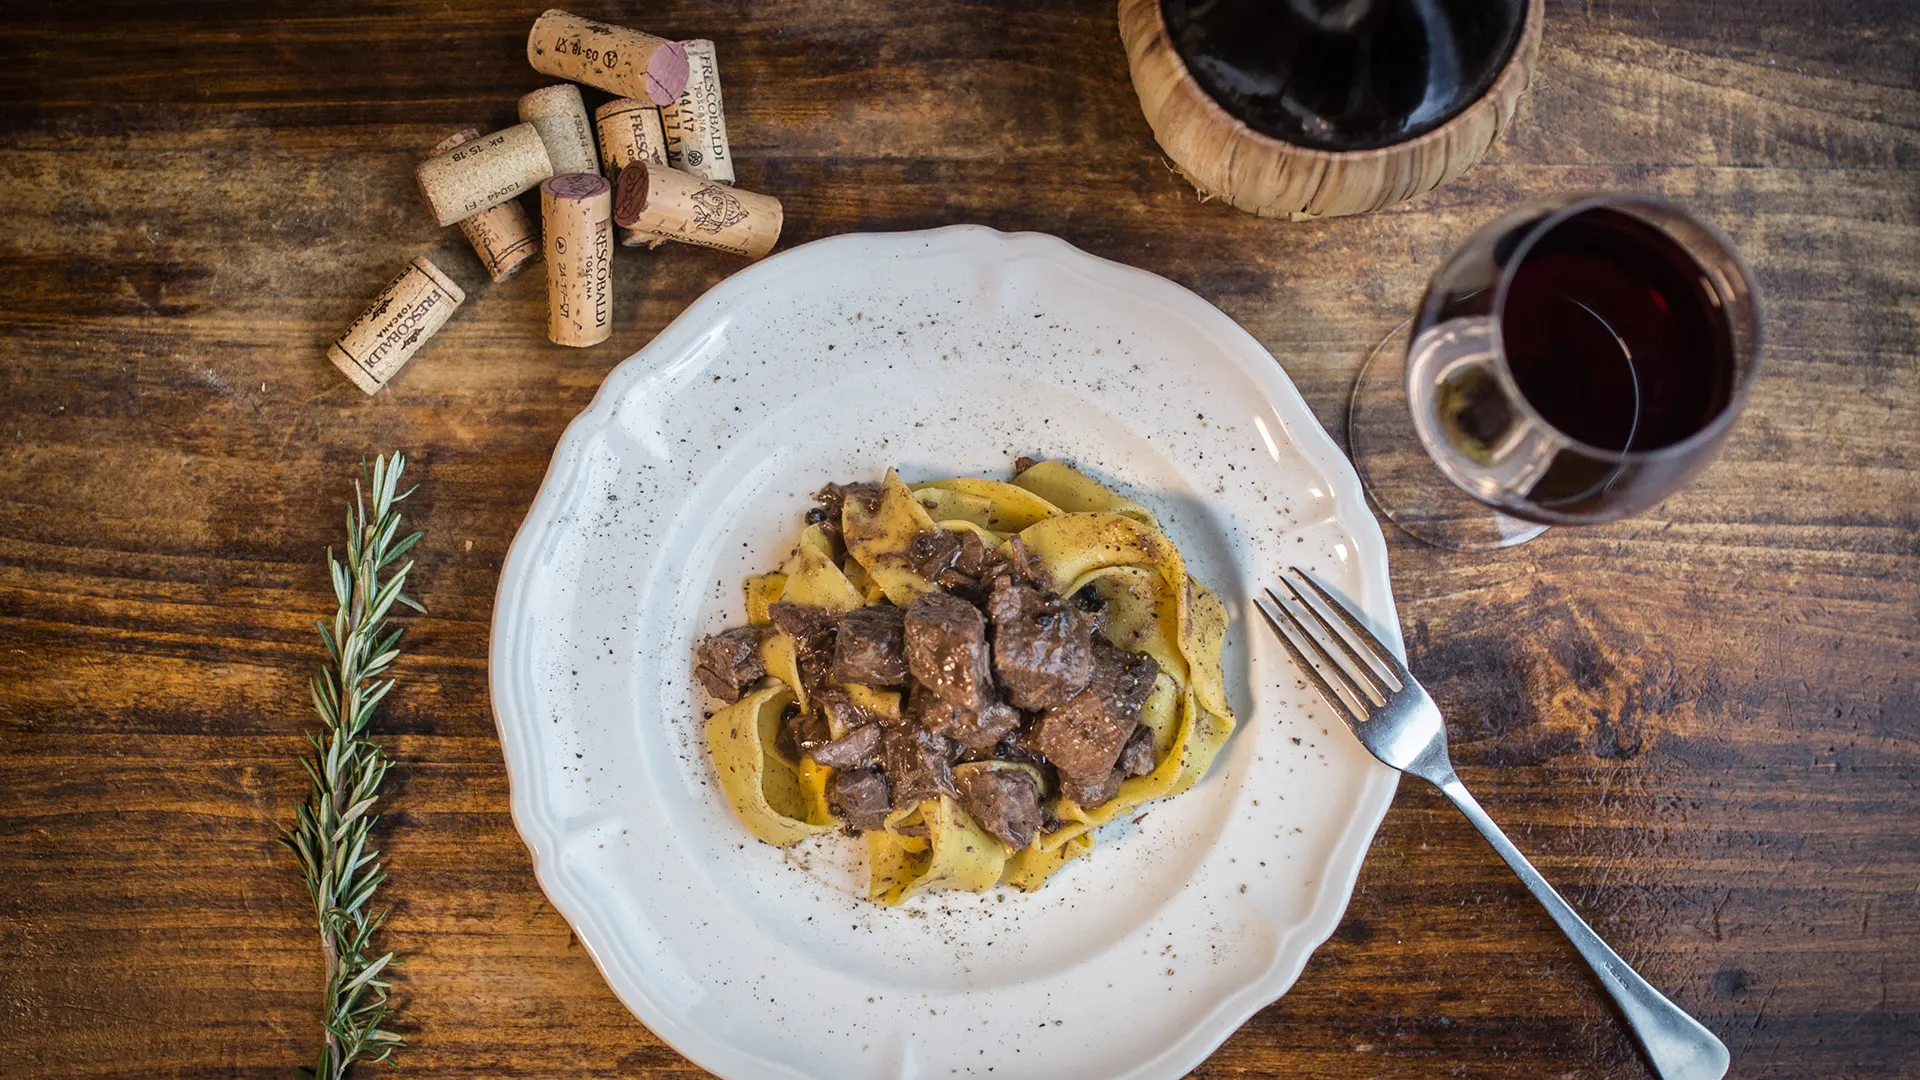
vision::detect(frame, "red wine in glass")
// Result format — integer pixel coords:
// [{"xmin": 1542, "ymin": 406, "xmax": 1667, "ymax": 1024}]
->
[{"xmin": 1352, "ymin": 194, "xmax": 1762, "ymax": 548}]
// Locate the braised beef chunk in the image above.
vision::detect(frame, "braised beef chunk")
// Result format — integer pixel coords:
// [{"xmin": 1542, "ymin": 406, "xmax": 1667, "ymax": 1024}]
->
[
  {"xmin": 1011, "ymin": 536, "xmax": 1051, "ymax": 584},
  {"xmin": 1059, "ymin": 765, "xmax": 1125, "ymax": 809},
  {"xmin": 832, "ymin": 605, "xmax": 907, "ymax": 685},
  {"xmin": 988, "ymin": 574, "xmax": 1095, "ymax": 711},
  {"xmin": 828, "ymin": 767, "xmax": 892, "ymax": 832},
  {"xmin": 950, "ymin": 530, "xmax": 1000, "ymax": 580},
  {"xmin": 969, "ymin": 700, "xmax": 1024, "ymax": 751},
  {"xmin": 880, "ymin": 725, "xmax": 959, "ymax": 808},
  {"xmin": 1028, "ymin": 697, "xmax": 1127, "ymax": 795},
  {"xmin": 913, "ymin": 686, "xmax": 1022, "ymax": 752},
  {"xmin": 1117, "ymin": 723, "xmax": 1157, "ymax": 777},
  {"xmin": 1089, "ymin": 638, "xmax": 1160, "ymax": 716},
  {"xmin": 693, "ymin": 626, "xmax": 769, "ymax": 703},
  {"xmin": 808, "ymin": 723, "xmax": 882, "ymax": 770},
  {"xmin": 768, "ymin": 602, "xmax": 836, "ymax": 658},
  {"xmin": 776, "ymin": 702, "xmax": 834, "ymax": 760},
  {"xmin": 955, "ymin": 767, "xmax": 1044, "ymax": 850},
  {"xmin": 813, "ymin": 481, "xmax": 882, "ymax": 526},
  {"xmin": 906, "ymin": 529, "xmax": 963, "ymax": 581},
  {"xmin": 903, "ymin": 592, "xmax": 994, "ymax": 711},
  {"xmin": 768, "ymin": 602, "xmax": 840, "ymax": 700},
  {"xmin": 957, "ymin": 741, "xmax": 1002, "ymax": 764},
  {"xmin": 906, "ymin": 528, "xmax": 1003, "ymax": 598},
  {"xmin": 1030, "ymin": 641, "xmax": 1160, "ymax": 797}
]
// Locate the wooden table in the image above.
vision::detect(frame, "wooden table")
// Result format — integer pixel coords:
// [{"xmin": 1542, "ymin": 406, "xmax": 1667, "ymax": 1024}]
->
[{"xmin": 3, "ymin": 2, "xmax": 1915, "ymax": 1077}]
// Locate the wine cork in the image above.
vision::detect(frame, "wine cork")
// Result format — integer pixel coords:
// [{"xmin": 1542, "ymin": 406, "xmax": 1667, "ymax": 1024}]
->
[
  {"xmin": 613, "ymin": 162, "xmax": 782, "ymax": 260},
  {"xmin": 527, "ymin": 9, "xmax": 690, "ymax": 107},
  {"xmin": 541, "ymin": 174, "xmax": 614, "ymax": 348},
  {"xmin": 415, "ymin": 122, "xmax": 554, "ymax": 227},
  {"xmin": 662, "ymin": 39, "xmax": 733, "ymax": 185},
  {"xmin": 518, "ymin": 84, "xmax": 600, "ymax": 177},
  {"xmin": 594, "ymin": 98, "xmax": 670, "ymax": 247},
  {"xmin": 429, "ymin": 129, "xmax": 540, "ymax": 282},
  {"xmin": 327, "ymin": 257, "xmax": 465, "ymax": 395}
]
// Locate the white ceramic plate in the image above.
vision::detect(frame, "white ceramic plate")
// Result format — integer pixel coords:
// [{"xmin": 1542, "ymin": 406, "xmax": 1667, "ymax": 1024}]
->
[{"xmin": 491, "ymin": 226, "xmax": 1400, "ymax": 1080}]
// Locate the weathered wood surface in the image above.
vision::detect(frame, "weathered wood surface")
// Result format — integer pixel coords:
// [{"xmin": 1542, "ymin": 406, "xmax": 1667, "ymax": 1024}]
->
[{"xmin": 1, "ymin": 1, "xmax": 1914, "ymax": 1077}]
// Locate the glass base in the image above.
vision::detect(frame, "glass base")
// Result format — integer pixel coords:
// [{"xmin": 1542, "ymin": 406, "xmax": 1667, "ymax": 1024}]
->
[{"xmin": 1348, "ymin": 321, "xmax": 1549, "ymax": 552}]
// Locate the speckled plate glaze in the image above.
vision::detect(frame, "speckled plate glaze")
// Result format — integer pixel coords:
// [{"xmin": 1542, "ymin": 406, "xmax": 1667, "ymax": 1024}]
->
[{"xmin": 490, "ymin": 226, "xmax": 1401, "ymax": 1080}]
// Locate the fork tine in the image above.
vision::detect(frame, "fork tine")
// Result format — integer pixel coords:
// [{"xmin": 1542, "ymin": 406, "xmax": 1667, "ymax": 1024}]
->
[
  {"xmin": 1280, "ymin": 568, "xmax": 1404, "ymax": 693},
  {"xmin": 1254, "ymin": 593, "xmax": 1370, "ymax": 724},
  {"xmin": 1264, "ymin": 588, "xmax": 1386, "ymax": 708}
]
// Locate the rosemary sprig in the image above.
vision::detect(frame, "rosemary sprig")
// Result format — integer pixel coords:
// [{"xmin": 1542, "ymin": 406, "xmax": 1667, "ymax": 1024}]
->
[{"xmin": 283, "ymin": 453, "xmax": 424, "ymax": 1080}]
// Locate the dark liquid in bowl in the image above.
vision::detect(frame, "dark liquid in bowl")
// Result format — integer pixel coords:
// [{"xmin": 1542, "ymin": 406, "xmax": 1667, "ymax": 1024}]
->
[{"xmin": 1162, "ymin": 0, "xmax": 1526, "ymax": 151}]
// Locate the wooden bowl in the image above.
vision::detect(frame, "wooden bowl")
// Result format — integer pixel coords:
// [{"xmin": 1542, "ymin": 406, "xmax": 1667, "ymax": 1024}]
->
[{"xmin": 1119, "ymin": 0, "xmax": 1544, "ymax": 220}]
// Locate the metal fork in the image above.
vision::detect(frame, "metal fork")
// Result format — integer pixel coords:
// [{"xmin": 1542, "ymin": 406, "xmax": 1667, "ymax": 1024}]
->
[{"xmin": 1255, "ymin": 567, "xmax": 1730, "ymax": 1080}]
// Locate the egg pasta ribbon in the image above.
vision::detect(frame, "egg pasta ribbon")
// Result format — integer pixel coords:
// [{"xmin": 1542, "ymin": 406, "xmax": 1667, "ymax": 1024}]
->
[
  {"xmin": 868, "ymin": 796, "xmax": 1009, "ymax": 904},
  {"xmin": 705, "ymin": 684, "xmax": 835, "ymax": 846}
]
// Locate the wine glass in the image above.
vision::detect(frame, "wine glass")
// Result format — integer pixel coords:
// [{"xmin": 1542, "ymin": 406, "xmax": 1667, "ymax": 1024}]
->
[{"xmin": 1349, "ymin": 193, "xmax": 1763, "ymax": 551}]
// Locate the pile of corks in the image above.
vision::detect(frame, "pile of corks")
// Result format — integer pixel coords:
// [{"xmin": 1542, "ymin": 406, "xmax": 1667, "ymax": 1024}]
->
[{"xmin": 326, "ymin": 9, "xmax": 782, "ymax": 395}]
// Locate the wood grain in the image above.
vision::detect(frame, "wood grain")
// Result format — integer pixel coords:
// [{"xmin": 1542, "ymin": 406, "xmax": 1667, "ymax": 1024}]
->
[{"xmin": 1, "ymin": 1, "xmax": 1915, "ymax": 1078}]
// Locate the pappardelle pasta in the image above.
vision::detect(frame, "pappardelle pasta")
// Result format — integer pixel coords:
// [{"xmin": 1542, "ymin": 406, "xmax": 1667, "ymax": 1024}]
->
[{"xmin": 695, "ymin": 459, "xmax": 1234, "ymax": 904}]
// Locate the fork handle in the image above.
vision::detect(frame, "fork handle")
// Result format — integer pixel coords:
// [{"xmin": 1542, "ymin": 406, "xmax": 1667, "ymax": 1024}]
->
[{"xmin": 1434, "ymin": 774, "xmax": 1730, "ymax": 1080}]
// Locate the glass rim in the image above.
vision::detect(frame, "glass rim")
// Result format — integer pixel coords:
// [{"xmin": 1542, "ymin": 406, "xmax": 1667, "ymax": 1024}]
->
[{"xmin": 1484, "ymin": 191, "xmax": 1765, "ymax": 464}]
